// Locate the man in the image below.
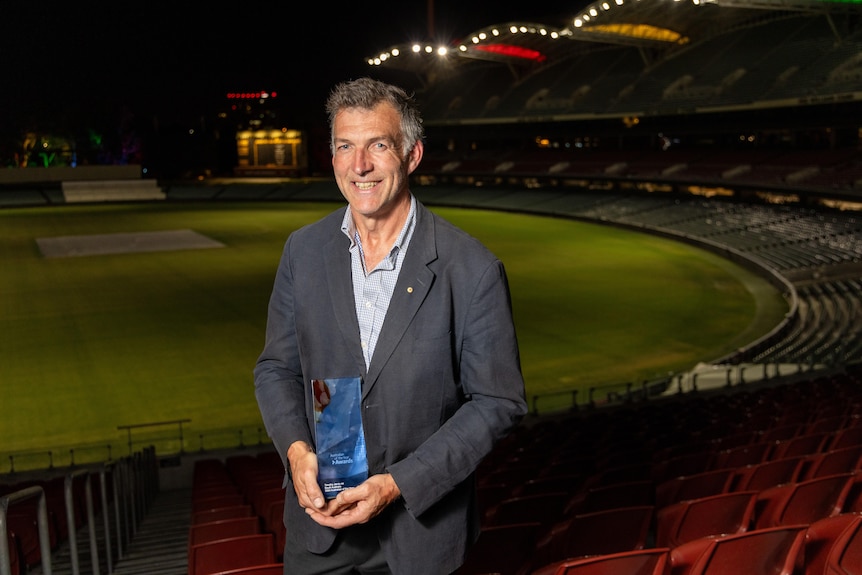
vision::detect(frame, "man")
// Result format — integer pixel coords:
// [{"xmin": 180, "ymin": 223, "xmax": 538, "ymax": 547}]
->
[{"xmin": 254, "ymin": 77, "xmax": 527, "ymax": 575}]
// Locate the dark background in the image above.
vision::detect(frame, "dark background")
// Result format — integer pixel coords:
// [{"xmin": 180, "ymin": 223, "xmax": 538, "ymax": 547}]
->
[{"xmin": 1, "ymin": 2, "xmax": 580, "ymax": 136}]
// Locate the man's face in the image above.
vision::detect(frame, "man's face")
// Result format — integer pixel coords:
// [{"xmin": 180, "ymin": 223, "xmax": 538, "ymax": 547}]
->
[{"xmin": 331, "ymin": 102, "xmax": 422, "ymax": 221}]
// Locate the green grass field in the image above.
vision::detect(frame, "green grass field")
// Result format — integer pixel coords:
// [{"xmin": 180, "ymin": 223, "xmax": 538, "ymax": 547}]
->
[{"xmin": 0, "ymin": 201, "xmax": 787, "ymax": 469}]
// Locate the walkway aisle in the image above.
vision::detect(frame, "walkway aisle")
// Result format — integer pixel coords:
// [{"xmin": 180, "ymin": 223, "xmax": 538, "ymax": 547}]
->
[{"xmin": 111, "ymin": 488, "xmax": 192, "ymax": 575}]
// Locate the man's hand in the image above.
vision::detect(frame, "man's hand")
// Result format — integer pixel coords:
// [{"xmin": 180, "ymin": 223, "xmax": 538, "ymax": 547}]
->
[
  {"xmin": 305, "ymin": 473, "xmax": 401, "ymax": 529},
  {"xmin": 287, "ymin": 441, "xmax": 326, "ymax": 511}
]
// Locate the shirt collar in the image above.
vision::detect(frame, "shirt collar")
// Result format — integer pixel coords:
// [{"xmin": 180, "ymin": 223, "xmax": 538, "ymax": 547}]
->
[{"xmin": 341, "ymin": 194, "xmax": 416, "ymax": 260}]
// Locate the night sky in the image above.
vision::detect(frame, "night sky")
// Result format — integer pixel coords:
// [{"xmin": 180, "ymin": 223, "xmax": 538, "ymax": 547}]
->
[{"xmin": 2, "ymin": 2, "xmax": 579, "ymax": 132}]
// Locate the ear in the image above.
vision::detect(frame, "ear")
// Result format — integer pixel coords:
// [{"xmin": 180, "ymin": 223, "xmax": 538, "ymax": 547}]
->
[{"xmin": 406, "ymin": 140, "xmax": 424, "ymax": 175}]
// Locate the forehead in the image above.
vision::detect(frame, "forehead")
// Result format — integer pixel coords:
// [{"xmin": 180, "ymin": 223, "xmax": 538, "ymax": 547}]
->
[{"xmin": 333, "ymin": 102, "xmax": 401, "ymax": 141}]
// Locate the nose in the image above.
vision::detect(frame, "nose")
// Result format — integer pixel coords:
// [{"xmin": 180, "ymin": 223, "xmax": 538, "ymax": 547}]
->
[{"xmin": 352, "ymin": 148, "xmax": 372, "ymax": 175}]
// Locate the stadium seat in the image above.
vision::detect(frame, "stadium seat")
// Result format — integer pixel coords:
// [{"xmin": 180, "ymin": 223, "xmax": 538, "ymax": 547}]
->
[
  {"xmin": 656, "ymin": 468, "xmax": 735, "ymax": 509},
  {"xmin": 528, "ymin": 548, "xmax": 671, "ymax": 575},
  {"xmin": 193, "ymin": 504, "xmax": 255, "ymax": 525},
  {"xmin": 477, "ymin": 483, "xmax": 512, "ymax": 517},
  {"xmin": 529, "ymin": 505, "xmax": 655, "ymax": 572},
  {"xmin": 652, "ymin": 451, "xmax": 715, "ymax": 484},
  {"xmin": 757, "ymin": 423, "xmax": 803, "ymax": 445},
  {"xmin": 478, "ymin": 464, "xmax": 543, "ymax": 491},
  {"xmin": 580, "ymin": 462, "xmax": 651, "ymax": 490},
  {"xmin": 668, "ymin": 524, "xmax": 808, "ymax": 575},
  {"xmin": 454, "ymin": 522, "xmax": 542, "ymax": 575},
  {"xmin": 802, "ymin": 513, "xmax": 862, "ymax": 575},
  {"xmin": 193, "ymin": 493, "xmax": 246, "ymax": 514},
  {"xmin": 193, "ymin": 484, "xmax": 242, "ymax": 503},
  {"xmin": 188, "ymin": 533, "xmax": 276, "ymax": 575},
  {"xmin": 484, "ymin": 492, "xmax": 570, "ymax": 528},
  {"xmin": 801, "ymin": 445, "xmax": 862, "ymax": 480},
  {"xmin": 565, "ymin": 480, "xmax": 655, "ymax": 515},
  {"xmin": 655, "ymin": 491, "xmax": 758, "ymax": 549},
  {"xmin": 754, "ymin": 473, "xmax": 855, "ymax": 529},
  {"xmin": 844, "ymin": 473, "xmax": 862, "ymax": 513},
  {"xmin": 249, "ymin": 487, "xmax": 284, "ymax": 520},
  {"xmin": 3, "ymin": 530, "xmax": 21, "ymax": 575},
  {"xmin": 188, "ymin": 516, "xmax": 262, "ymax": 548},
  {"xmin": 209, "ymin": 565, "xmax": 284, "ymax": 575},
  {"xmin": 805, "ymin": 414, "xmax": 849, "ymax": 435},
  {"xmin": 5, "ymin": 508, "xmax": 49, "ymax": 569},
  {"xmin": 830, "ymin": 425, "xmax": 862, "ymax": 451},
  {"xmin": 264, "ymin": 500, "xmax": 286, "ymax": 560},
  {"xmin": 770, "ymin": 431, "xmax": 833, "ymax": 460},
  {"xmin": 193, "ymin": 458, "xmax": 234, "ymax": 490},
  {"xmin": 729, "ymin": 456, "xmax": 804, "ymax": 492},
  {"xmin": 513, "ymin": 474, "xmax": 585, "ymax": 498},
  {"xmin": 710, "ymin": 441, "xmax": 771, "ymax": 470},
  {"xmin": 822, "ymin": 511, "xmax": 862, "ymax": 574}
]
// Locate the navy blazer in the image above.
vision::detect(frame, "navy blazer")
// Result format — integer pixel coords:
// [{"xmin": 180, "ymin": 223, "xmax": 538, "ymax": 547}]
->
[{"xmin": 254, "ymin": 198, "xmax": 527, "ymax": 575}]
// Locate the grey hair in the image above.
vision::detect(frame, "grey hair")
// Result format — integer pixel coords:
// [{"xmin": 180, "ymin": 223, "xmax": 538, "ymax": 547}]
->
[{"xmin": 325, "ymin": 77, "xmax": 425, "ymax": 157}]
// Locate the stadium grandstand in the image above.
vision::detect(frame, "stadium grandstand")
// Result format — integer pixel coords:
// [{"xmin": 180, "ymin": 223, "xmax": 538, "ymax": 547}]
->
[
  {"xmin": 364, "ymin": 0, "xmax": 862, "ymax": 202},
  {"xmin": 5, "ymin": 1, "xmax": 862, "ymax": 574}
]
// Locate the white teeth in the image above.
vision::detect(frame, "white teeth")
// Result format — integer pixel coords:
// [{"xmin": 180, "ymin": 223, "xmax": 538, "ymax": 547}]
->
[{"xmin": 355, "ymin": 182, "xmax": 375, "ymax": 190}]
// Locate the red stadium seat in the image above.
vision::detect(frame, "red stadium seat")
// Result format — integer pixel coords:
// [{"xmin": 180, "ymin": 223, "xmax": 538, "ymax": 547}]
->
[
  {"xmin": 188, "ymin": 516, "xmax": 261, "ymax": 548},
  {"xmin": 249, "ymin": 487, "xmax": 284, "ymax": 520},
  {"xmin": 264, "ymin": 500, "xmax": 286, "ymax": 560},
  {"xmin": 655, "ymin": 491, "xmax": 758, "ymax": 549},
  {"xmin": 192, "ymin": 504, "xmax": 255, "ymax": 526},
  {"xmin": 823, "ymin": 511, "xmax": 862, "ymax": 574},
  {"xmin": 529, "ymin": 505, "xmax": 655, "ymax": 572},
  {"xmin": 454, "ymin": 522, "xmax": 542, "ymax": 575},
  {"xmin": 193, "ymin": 458, "xmax": 234, "ymax": 490},
  {"xmin": 189, "ymin": 533, "xmax": 276, "ymax": 575},
  {"xmin": 803, "ymin": 513, "xmax": 862, "ymax": 575},
  {"xmin": 484, "ymin": 492, "xmax": 570, "ymax": 528},
  {"xmin": 754, "ymin": 473, "xmax": 855, "ymax": 529},
  {"xmin": 770, "ymin": 431, "xmax": 832, "ymax": 460},
  {"xmin": 668, "ymin": 524, "xmax": 807, "ymax": 575},
  {"xmin": 656, "ymin": 468, "xmax": 735, "ymax": 509},
  {"xmin": 529, "ymin": 548, "xmax": 670, "ymax": 575},
  {"xmin": 710, "ymin": 441, "xmax": 771, "ymax": 470},
  {"xmin": 844, "ymin": 473, "xmax": 862, "ymax": 513},
  {"xmin": 193, "ymin": 494, "xmax": 246, "ymax": 514},
  {"xmin": 565, "ymin": 480, "xmax": 655, "ymax": 515},
  {"xmin": 730, "ymin": 456, "xmax": 804, "ymax": 492},
  {"xmin": 209, "ymin": 564, "xmax": 284, "ymax": 575},
  {"xmin": 193, "ymin": 484, "xmax": 242, "ymax": 503},
  {"xmin": 801, "ymin": 445, "xmax": 862, "ymax": 480},
  {"xmin": 829, "ymin": 425, "xmax": 862, "ymax": 451},
  {"xmin": 3, "ymin": 530, "xmax": 22, "ymax": 575}
]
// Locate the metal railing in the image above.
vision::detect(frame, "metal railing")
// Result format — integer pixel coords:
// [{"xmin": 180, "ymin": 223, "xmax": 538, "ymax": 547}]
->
[{"xmin": 0, "ymin": 447, "xmax": 158, "ymax": 575}]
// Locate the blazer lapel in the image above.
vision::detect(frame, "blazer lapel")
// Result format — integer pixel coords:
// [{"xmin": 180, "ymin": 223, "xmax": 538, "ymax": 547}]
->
[
  {"xmin": 364, "ymin": 205, "xmax": 437, "ymax": 395},
  {"xmin": 323, "ymin": 231, "xmax": 367, "ymax": 374}
]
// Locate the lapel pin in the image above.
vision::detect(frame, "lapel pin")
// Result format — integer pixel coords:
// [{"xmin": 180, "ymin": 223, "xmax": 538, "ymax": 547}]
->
[{"xmin": 407, "ymin": 287, "xmax": 413, "ymax": 293}]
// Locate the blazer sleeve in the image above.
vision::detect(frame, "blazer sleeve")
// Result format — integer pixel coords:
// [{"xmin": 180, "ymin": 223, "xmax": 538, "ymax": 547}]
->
[{"xmin": 253, "ymin": 233, "xmax": 313, "ymax": 469}]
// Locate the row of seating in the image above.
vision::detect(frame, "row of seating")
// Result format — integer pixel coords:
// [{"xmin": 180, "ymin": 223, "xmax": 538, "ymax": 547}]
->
[
  {"xmin": 503, "ymin": 515, "xmax": 861, "ymax": 575},
  {"xmin": 187, "ymin": 452, "xmax": 285, "ymax": 575},
  {"xmin": 457, "ymin": 518, "xmax": 862, "ymax": 575},
  {"xmin": 420, "ymin": 14, "xmax": 861, "ymax": 121},
  {"xmin": 417, "ymin": 146, "xmax": 862, "ymax": 194},
  {"xmin": 179, "ymin": 370, "xmax": 862, "ymax": 575},
  {"xmin": 456, "ymin": 369, "xmax": 862, "ymax": 574}
]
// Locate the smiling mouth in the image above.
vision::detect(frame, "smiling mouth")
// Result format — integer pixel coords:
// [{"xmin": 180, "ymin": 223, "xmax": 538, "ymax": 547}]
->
[{"xmin": 354, "ymin": 182, "xmax": 377, "ymax": 190}]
